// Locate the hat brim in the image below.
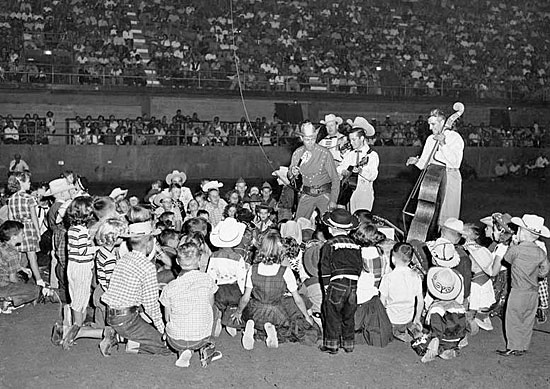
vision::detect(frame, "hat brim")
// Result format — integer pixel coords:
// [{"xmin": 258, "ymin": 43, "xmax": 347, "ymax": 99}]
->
[
  {"xmin": 121, "ymin": 229, "xmax": 161, "ymax": 239},
  {"xmin": 427, "ymin": 267, "xmax": 462, "ymax": 301},
  {"xmin": 479, "ymin": 216, "xmax": 493, "ymax": 226},
  {"xmin": 322, "ymin": 213, "xmax": 360, "ymax": 230},
  {"xmin": 511, "ymin": 217, "xmax": 550, "ymax": 238},
  {"xmin": 440, "ymin": 224, "xmax": 464, "ymax": 235},
  {"xmin": 166, "ymin": 172, "xmax": 187, "ymax": 185},
  {"xmin": 153, "ymin": 193, "xmax": 171, "ymax": 207},
  {"xmin": 320, "ymin": 117, "xmax": 343, "ymax": 126},
  {"xmin": 210, "ymin": 223, "xmax": 246, "ymax": 248},
  {"xmin": 297, "ymin": 127, "xmax": 320, "ymax": 137}
]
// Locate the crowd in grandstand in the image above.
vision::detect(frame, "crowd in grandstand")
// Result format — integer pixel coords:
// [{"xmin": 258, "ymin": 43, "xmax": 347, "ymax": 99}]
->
[
  {"xmin": 0, "ymin": 0, "xmax": 549, "ymax": 99},
  {"xmin": 2, "ymin": 110, "xmax": 549, "ymax": 149}
]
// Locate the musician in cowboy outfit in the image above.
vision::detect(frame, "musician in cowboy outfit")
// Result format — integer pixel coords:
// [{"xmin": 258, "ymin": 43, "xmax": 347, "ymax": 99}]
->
[
  {"xmin": 318, "ymin": 114, "xmax": 348, "ymax": 167},
  {"xmin": 288, "ymin": 122, "xmax": 340, "ymax": 220},
  {"xmin": 406, "ymin": 109, "xmax": 464, "ymax": 225},
  {"xmin": 337, "ymin": 117, "xmax": 379, "ymax": 213}
]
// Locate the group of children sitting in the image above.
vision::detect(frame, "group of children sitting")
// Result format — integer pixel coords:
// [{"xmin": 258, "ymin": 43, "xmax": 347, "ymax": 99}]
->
[{"xmin": 0, "ymin": 168, "xmax": 548, "ymax": 367}]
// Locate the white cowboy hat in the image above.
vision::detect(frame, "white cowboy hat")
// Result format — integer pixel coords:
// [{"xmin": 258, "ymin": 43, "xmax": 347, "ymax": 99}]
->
[
  {"xmin": 165, "ymin": 170, "xmax": 187, "ymax": 185},
  {"xmin": 121, "ymin": 221, "xmax": 160, "ymax": 238},
  {"xmin": 426, "ymin": 237, "xmax": 460, "ymax": 268},
  {"xmin": 320, "ymin": 113, "xmax": 343, "ymax": 126},
  {"xmin": 427, "ymin": 267, "xmax": 463, "ymax": 301},
  {"xmin": 153, "ymin": 192, "xmax": 172, "ymax": 207},
  {"xmin": 440, "ymin": 217, "xmax": 465, "ymax": 234},
  {"xmin": 346, "ymin": 116, "xmax": 375, "ymax": 137},
  {"xmin": 210, "ymin": 218, "xmax": 246, "ymax": 248},
  {"xmin": 297, "ymin": 122, "xmax": 319, "ymax": 137},
  {"xmin": 511, "ymin": 214, "xmax": 550, "ymax": 238},
  {"xmin": 280, "ymin": 220, "xmax": 303, "ymax": 245},
  {"xmin": 44, "ymin": 178, "xmax": 75, "ymax": 197},
  {"xmin": 272, "ymin": 166, "xmax": 290, "ymax": 186},
  {"xmin": 109, "ymin": 187, "xmax": 128, "ymax": 199},
  {"xmin": 202, "ymin": 180, "xmax": 224, "ymax": 192}
]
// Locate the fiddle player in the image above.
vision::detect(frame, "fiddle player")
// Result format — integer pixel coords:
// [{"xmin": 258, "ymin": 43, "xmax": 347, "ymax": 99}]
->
[
  {"xmin": 318, "ymin": 113, "xmax": 349, "ymax": 166},
  {"xmin": 337, "ymin": 117, "xmax": 379, "ymax": 213},
  {"xmin": 406, "ymin": 109, "xmax": 464, "ymax": 225},
  {"xmin": 288, "ymin": 122, "xmax": 340, "ymax": 219}
]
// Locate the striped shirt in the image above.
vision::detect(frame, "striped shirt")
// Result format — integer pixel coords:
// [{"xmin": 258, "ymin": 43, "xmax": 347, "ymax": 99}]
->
[
  {"xmin": 95, "ymin": 246, "xmax": 119, "ymax": 290},
  {"xmin": 67, "ymin": 225, "xmax": 97, "ymax": 263},
  {"xmin": 102, "ymin": 250, "xmax": 164, "ymax": 333}
]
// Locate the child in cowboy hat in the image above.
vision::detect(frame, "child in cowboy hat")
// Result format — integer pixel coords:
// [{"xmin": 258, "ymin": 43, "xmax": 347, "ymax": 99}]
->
[
  {"xmin": 421, "ymin": 267, "xmax": 467, "ymax": 363},
  {"xmin": 160, "ymin": 242, "xmax": 222, "ymax": 367},
  {"xmin": 207, "ymin": 218, "xmax": 248, "ymax": 337},
  {"xmin": 497, "ymin": 214, "xmax": 550, "ymax": 357},
  {"xmin": 319, "ymin": 208, "xmax": 362, "ymax": 354}
]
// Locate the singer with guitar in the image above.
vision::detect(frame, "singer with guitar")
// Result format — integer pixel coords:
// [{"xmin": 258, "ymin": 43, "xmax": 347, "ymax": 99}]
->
[
  {"xmin": 288, "ymin": 122, "xmax": 340, "ymax": 220},
  {"xmin": 406, "ymin": 108, "xmax": 464, "ymax": 226},
  {"xmin": 337, "ymin": 117, "xmax": 379, "ymax": 213}
]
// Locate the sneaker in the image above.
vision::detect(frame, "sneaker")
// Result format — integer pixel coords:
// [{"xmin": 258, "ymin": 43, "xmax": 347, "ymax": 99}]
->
[
  {"xmin": 210, "ymin": 351, "xmax": 223, "ymax": 362},
  {"xmin": 242, "ymin": 320, "xmax": 255, "ymax": 350},
  {"xmin": 125, "ymin": 340, "xmax": 140, "ymax": 354},
  {"xmin": 475, "ymin": 317, "xmax": 494, "ymax": 331},
  {"xmin": 458, "ymin": 336, "xmax": 469, "ymax": 349},
  {"xmin": 61, "ymin": 324, "xmax": 80, "ymax": 350},
  {"xmin": 496, "ymin": 349, "xmax": 525, "ymax": 357},
  {"xmin": 421, "ymin": 349, "xmax": 437, "ymax": 363},
  {"xmin": 0, "ymin": 300, "xmax": 14, "ymax": 314},
  {"xmin": 439, "ymin": 349, "xmax": 458, "ymax": 360},
  {"xmin": 319, "ymin": 345, "xmax": 338, "ymax": 355},
  {"xmin": 51, "ymin": 323, "xmax": 64, "ymax": 346},
  {"xmin": 264, "ymin": 323, "xmax": 278, "ymax": 349},
  {"xmin": 226, "ymin": 326, "xmax": 237, "ymax": 337},
  {"xmin": 175, "ymin": 349, "xmax": 193, "ymax": 368},
  {"xmin": 99, "ymin": 327, "xmax": 118, "ymax": 357},
  {"xmin": 214, "ymin": 318, "xmax": 222, "ymax": 337}
]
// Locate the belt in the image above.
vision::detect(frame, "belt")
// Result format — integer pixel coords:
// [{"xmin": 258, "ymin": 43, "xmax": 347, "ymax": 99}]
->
[
  {"xmin": 107, "ymin": 306, "xmax": 138, "ymax": 316},
  {"xmin": 302, "ymin": 183, "xmax": 331, "ymax": 196},
  {"xmin": 330, "ymin": 275, "xmax": 359, "ymax": 282}
]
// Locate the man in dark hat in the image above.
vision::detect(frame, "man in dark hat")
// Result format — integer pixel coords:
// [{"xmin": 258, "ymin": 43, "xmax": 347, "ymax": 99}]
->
[
  {"xmin": 318, "ymin": 209, "xmax": 362, "ymax": 354},
  {"xmin": 288, "ymin": 122, "xmax": 340, "ymax": 220}
]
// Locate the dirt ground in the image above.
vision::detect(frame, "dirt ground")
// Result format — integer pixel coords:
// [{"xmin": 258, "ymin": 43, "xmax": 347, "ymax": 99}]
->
[{"xmin": 1, "ymin": 177, "xmax": 549, "ymax": 389}]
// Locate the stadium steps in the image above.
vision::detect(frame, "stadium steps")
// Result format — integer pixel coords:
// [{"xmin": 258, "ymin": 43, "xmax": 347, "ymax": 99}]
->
[{"xmin": 126, "ymin": 10, "xmax": 159, "ymax": 86}]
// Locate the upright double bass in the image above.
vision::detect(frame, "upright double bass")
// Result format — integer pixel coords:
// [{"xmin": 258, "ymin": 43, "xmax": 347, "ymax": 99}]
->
[{"xmin": 402, "ymin": 102, "xmax": 465, "ymax": 243}]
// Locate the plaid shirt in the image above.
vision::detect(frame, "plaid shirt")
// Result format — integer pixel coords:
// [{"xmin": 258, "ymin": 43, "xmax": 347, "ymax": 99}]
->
[
  {"xmin": 102, "ymin": 250, "xmax": 164, "ymax": 333},
  {"xmin": 0, "ymin": 242, "xmax": 20, "ymax": 286},
  {"xmin": 204, "ymin": 199, "xmax": 227, "ymax": 228},
  {"xmin": 160, "ymin": 270, "xmax": 217, "ymax": 341},
  {"xmin": 361, "ymin": 246, "xmax": 390, "ymax": 288}
]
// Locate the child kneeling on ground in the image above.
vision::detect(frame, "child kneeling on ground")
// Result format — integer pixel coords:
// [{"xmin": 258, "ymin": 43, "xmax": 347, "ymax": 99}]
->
[{"xmin": 160, "ymin": 242, "xmax": 222, "ymax": 367}]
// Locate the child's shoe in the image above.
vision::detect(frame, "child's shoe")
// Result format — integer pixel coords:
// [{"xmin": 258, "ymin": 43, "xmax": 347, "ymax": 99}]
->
[
  {"xmin": 175, "ymin": 349, "xmax": 192, "ymax": 368},
  {"xmin": 226, "ymin": 326, "xmax": 237, "ymax": 337},
  {"xmin": 475, "ymin": 317, "xmax": 493, "ymax": 331},
  {"xmin": 51, "ymin": 323, "xmax": 64, "ymax": 346},
  {"xmin": 536, "ymin": 308, "xmax": 547, "ymax": 324},
  {"xmin": 439, "ymin": 349, "xmax": 458, "ymax": 360},
  {"xmin": 264, "ymin": 323, "xmax": 278, "ymax": 349},
  {"xmin": 62, "ymin": 324, "xmax": 80, "ymax": 350},
  {"xmin": 0, "ymin": 299, "xmax": 14, "ymax": 314},
  {"xmin": 242, "ymin": 320, "xmax": 255, "ymax": 350},
  {"xmin": 99, "ymin": 327, "xmax": 118, "ymax": 357}
]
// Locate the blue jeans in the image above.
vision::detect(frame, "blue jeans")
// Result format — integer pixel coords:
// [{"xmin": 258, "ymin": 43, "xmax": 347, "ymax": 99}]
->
[
  {"xmin": 106, "ymin": 308, "xmax": 171, "ymax": 355},
  {"xmin": 322, "ymin": 278, "xmax": 358, "ymax": 351}
]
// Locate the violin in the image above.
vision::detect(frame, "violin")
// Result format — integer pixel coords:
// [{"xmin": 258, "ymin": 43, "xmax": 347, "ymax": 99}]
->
[{"xmin": 402, "ymin": 102, "xmax": 465, "ymax": 242}]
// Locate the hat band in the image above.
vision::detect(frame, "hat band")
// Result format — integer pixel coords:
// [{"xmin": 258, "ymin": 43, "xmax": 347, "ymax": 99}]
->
[{"xmin": 328, "ymin": 220, "xmax": 353, "ymax": 229}]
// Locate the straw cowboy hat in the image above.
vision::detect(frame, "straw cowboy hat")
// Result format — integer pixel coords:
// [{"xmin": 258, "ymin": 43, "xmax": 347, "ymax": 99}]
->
[
  {"xmin": 121, "ymin": 221, "xmax": 160, "ymax": 238},
  {"xmin": 297, "ymin": 122, "xmax": 319, "ymax": 137},
  {"xmin": 426, "ymin": 237, "xmax": 460, "ymax": 268},
  {"xmin": 511, "ymin": 214, "xmax": 550, "ymax": 238},
  {"xmin": 272, "ymin": 166, "xmax": 290, "ymax": 186},
  {"xmin": 201, "ymin": 180, "xmax": 224, "ymax": 192},
  {"xmin": 440, "ymin": 217, "xmax": 465, "ymax": 234},
  {"xmin": 320, "ymin": 113, "xmax": 343, "ymax": 126},
  {"xmin": 322, "ymin": 209, "xmax": 360, "ymax": 231},
  {"xmin": 153, "ymin": 192, "xmax": 172, "ymax": 207},
  {"xmin": 165, "ymin": 170, "xmax": 187, "ymax": 185},
  {"xmin": 480, "ymin": 212, "xmax": 513, "ymax": 234},
  {"xmin": 210, "ymin": 218, "xmax": 246, "ymax": 248},
  {"xmin": 427, "ymin": 267, "xmax": 463, "ymax": 301},
  {"xmin": 109, "ymin": 187, "xmax": 128, "ymax": 199},
  {"xmin": 44, "ymin": 178, "xmax": 75, "ymax": 197},
  {"xmin": 346, "ymin": 116, "xmax": 375, "ymax": 137}
]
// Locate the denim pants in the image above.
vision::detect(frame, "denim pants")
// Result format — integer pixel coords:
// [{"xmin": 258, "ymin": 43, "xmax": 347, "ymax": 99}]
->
[
  {"xmin": 322, "ymin": 278, "xmax": 358, "ymax": 351},
  {"xmin": 106, "ymin": 308, "xmax": 171, "ymax": 355}
]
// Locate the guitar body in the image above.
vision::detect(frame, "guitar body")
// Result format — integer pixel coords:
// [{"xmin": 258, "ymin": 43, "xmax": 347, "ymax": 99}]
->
[
  {"xmin": 337, "ymin": 149, "xmax": 373, "ymax": 206},
  {"xmin": 406, "ymin": 164, "xmax": 446, "ymax": 242}
]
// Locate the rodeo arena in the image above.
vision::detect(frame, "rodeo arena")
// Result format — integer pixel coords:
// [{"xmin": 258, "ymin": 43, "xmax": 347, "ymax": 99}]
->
[{"xmin": 1, "ymin": 0, "xmax": 550, "ymax": 388}]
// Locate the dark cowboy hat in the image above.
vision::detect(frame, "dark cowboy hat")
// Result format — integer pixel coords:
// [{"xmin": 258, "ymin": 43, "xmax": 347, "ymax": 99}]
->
[{"xmin": 322, "ymin": 209, "xmax": 359, "ymax": 230}]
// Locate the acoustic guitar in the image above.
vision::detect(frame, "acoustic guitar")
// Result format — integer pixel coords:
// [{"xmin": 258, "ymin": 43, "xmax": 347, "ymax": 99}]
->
[{"xmin": 338, "ymin": 148, "xmax": 373, "ymax": 205}]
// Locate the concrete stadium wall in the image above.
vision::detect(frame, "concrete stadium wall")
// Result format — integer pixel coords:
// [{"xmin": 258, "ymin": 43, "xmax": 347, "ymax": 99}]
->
[
  {"xmin": 0, "ymin": 145, "xmax": 542, "ymax": 183},
  {"xmin": 0, "ymin": 88, "xmax": 549, "ymax": 128}
]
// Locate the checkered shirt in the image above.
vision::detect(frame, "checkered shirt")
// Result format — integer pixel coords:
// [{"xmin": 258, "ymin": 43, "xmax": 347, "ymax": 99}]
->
[
  {"xmin": 539, "ymin": 278, "xmax": 549, "ymax": 310},
  {"xmin": 361, "ymin": 246, "xmax": 389, "ymax": 288},
  {"xmin": 204, "ymin": 199, "xmax": 227, "ymax": 227},
  {"xmin": 160, "ymin": 270, "xmax": 218, "ymax": 341},
  {"xmin": 0, "ymin": 242, "xmax": 20, "ymax": 286},
  {"xmin": 102, "ymin": 250, "xmax": 164, "ymax": 333}
]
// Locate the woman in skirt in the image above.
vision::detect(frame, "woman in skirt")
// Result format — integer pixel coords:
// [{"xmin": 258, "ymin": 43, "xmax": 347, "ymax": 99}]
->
[{"xmin": 7, "ymin": 172, "xmax": 45, "ymax": 289}]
